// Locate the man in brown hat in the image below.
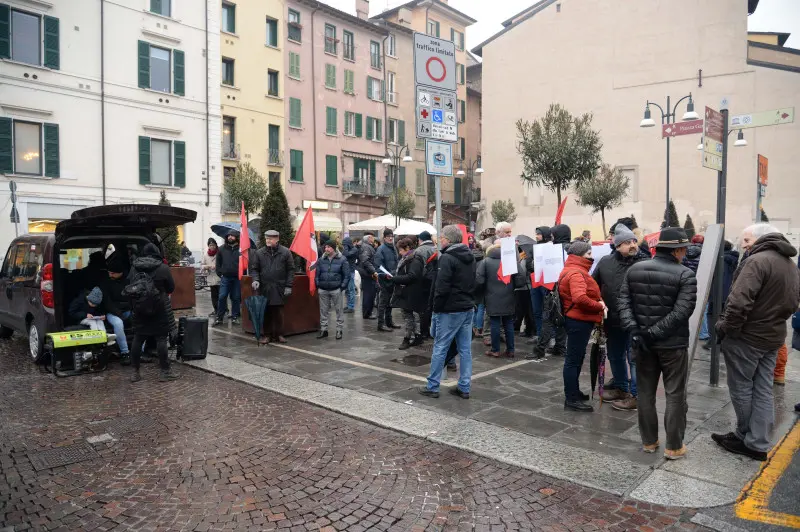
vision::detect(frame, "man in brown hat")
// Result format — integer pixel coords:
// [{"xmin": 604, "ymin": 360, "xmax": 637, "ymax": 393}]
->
[
  {"xmin": 618, "ymin": 227, "xmax": 697, "ymax": 460},
  {"xmin": 251, "ymin": 229, "xmax": 295, "ymax": 343}
]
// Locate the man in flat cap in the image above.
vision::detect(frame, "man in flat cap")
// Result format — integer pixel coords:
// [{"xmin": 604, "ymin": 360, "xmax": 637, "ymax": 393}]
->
[{"xmin": 251, "ymin": 229, "xmax": 295, "ymax": 344}]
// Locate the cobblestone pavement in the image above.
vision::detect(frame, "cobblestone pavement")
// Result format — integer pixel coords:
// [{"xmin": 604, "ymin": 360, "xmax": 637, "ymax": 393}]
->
[{"xmin": 0, "ymin": 336, "xmax": 704, "ymax": 532}]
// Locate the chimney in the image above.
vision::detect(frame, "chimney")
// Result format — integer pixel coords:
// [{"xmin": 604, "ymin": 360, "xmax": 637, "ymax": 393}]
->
[{"xmin": 356, "ymin": 0, "xmax": 369, "ymax": 20}]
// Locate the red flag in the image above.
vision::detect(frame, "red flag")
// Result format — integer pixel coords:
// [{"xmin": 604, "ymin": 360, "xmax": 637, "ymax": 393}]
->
[
  {"xmin": 644, "ymin": 231, "xmax": 660, "ymax": 257},
  {"xmin": 457, "ymin": 224, "xmax": 469, "ymax": 247},
  {"xmin": 238, "ymin": 202, "xmax": 249, "ymax": 280},
  {"xmin": 290, "ymin": 207, "xmax": 318, "ymax": 294},
  {"xmin": 554, "ymin": 196, "xmax": 568, "ymax": 225}
]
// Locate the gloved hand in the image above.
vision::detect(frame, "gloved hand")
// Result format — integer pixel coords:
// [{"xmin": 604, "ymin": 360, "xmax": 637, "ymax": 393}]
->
[
  {"xmin": 251, "ymin": 281, "xmax": 260, "ymax": 291},
  {"xmin": 715, "ymin": 320, "xmax": 727, "ymax": 344},
  {"xmin": 284, "ymin": 287, "xmax": 292, "ymax": 297},
  {"xmin": 630, "ymin": 329, "xmax": 650, "ymax": 353}
]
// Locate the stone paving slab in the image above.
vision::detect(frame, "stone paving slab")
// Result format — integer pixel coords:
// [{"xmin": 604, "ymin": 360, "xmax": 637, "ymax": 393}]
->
[{"xmin": 630, "ymin": 470, "xmax": 742, "ymax": 508}]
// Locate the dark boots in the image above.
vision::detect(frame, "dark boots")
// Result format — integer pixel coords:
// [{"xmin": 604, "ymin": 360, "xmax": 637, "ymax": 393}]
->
[{"xmin": 398, "ymin": 337, "xmax": 411, "ymax": 350}]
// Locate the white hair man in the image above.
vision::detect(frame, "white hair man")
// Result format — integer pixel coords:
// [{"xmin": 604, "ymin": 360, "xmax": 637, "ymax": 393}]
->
[
  {"xmin": 712, "ymin": 223, "xmax": 800, "ymax": 461},
  {"xmin": 495, "ymin": 221, "xmax": 513, "ymax": 239}
]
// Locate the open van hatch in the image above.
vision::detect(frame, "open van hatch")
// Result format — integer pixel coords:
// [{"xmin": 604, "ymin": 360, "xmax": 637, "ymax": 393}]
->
[{"xmin": 56, "ymin": 204, "xmax": 197, "ymax": 241}]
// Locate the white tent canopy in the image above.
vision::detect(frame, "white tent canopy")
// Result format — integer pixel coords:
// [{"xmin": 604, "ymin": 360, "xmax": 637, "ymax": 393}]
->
[
  {"xmin": 347, "ymin": 214, "xmax": 403, "ymax": 231},
  {"xmin": 394, "ymin": 219, "xmax": 436, "ymax": 236}
]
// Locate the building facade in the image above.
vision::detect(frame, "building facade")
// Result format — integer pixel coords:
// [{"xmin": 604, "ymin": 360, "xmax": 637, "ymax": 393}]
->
[
  {"xmin": 219, "ymin": 0, "xmax": 285, "ymax": 219},
  {"xmin": 474, "ymin": 0, "xmax": 800, "ymax": 239},
  {"xmin": 0, "ymin": 0, "xmax": 222, "ymax": 254}
]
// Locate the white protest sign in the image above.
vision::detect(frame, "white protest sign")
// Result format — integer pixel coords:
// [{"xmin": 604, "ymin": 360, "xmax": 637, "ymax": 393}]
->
[
  {"xmin": 499, "ymin": 237, "xmax": 518, "ymax": 277},
  {"xmin": 533, "ymin": 242, "xmax": 565, "ymax": 284},
  {"xmin": 589, "ymin": 243, "xmax": 613, "ymax": 275}
]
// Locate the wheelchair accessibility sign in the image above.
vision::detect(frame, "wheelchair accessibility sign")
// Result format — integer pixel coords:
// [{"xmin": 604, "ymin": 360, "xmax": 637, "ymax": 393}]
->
[{"xmin": 432, "ymin": 109, "xmax": 443, "ymax": 123}]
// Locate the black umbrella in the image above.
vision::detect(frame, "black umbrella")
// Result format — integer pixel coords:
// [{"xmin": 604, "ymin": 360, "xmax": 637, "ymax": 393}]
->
[
  {"xmin": 517, "ymin": 234, "xmax": 535, "ymax": 257},
  {"xmin": 244, "ymin": 295, "xmax": 268, "ymax": 345},
  {"xmin": 589, "ymin": 325, "xmax": 608, "ymax": 406}
]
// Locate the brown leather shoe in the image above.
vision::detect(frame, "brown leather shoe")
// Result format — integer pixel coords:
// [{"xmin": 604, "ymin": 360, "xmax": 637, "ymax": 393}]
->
[
  {"xmin": 503, "ymin": 351, "xmax": 515, "ymax": 359},
  {"xmin": 664, "ymin": 445, "xmax": 687, "ymax": 460},
  {"xmin": 259, "ymin": 335, "xmax": 269, "ymax": 345},
  {"xmin": 485, "ymin": 350, "xmax": 501, "ymax": 358},
  {"xmin": 276, "ymin": 336, "xmax": 287, "ymax": 344},
  {"xmin": 611, "ymin": 396, "xmax": 637, "ymax": 411},
  {"xmin": 602, "ymin": 388, "xmax": 627, "ymax": 402},
  {"xmin": 642, "ymin": 440, "xmax": 660, "ymax": 453}
]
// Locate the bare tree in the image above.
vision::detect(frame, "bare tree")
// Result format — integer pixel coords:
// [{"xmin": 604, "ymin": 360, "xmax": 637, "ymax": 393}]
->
[{"xmin": 575, "ymin": 164, "xmax": 629, "ymax": 235}]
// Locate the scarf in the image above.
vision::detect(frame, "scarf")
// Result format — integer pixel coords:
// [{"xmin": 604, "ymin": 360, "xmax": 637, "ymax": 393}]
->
[{"xmin": 207, "ymin": 248, "xmax": 218, "ymax": 257}]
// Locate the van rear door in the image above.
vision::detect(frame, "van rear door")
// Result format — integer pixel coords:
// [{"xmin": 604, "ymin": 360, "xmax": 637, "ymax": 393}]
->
[{"xmin": 55, "ymin": 204, "xmax": 197, "ymax": 242}]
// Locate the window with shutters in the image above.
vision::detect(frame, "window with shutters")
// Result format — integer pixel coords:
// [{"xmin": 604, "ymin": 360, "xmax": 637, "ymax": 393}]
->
[
  {"xmin": 222, "ymin": 57, "xmax": 234, "ymax": 86},
  {"xmin": 150, "ymin": 46, "xmax": 171, "ymax": 92},
  {"xmin": 12, "ymin": 121, "xmax": 41, "ymax": 175},
  {"xmin": 367, "ymin": 76, "xmax": 382, "ymax": 101},
  {"xmin": 343, "ymin": 69, "xmax": 355, "ymax": 95},
  {"xmin": 324, "ymin": 64, "xmax": 336, "ymax": 89},
  {"xmin": 288, "ymin": 98, "xmax": 302, "ymax": 128},
  {"xmin": 287, "ymin": 9, "xmax": 301, "ymax": 42},
  {"xmin": 388, "ymin": 119, "xmax": 397, "ymax": 145},
  {"xmin": 451, "ymin": 29, "xmax": 464, "ymax": 51},
  {"xmin": 138, "ymin": 41, "xmax": 182, "ymax": 95},
  {"xmin": 386, "ymin": 71, "xmax": 397, "ymax": 105},
  {"xmin": 222, "ymin": 2, "xmax": 236, "ymax": 33},
  {"xmin": 415, "ymin": 169, "xmax": 424, "ymax": 194},
  {"xmin": 366, "ymin": 117, "xmax": 382, "ymax": 142},
  {"xmin": 427, "ymin": 19, "xmax": 440, "ymax": 37},
  {"xmin": 399, "ymin": 167, "xmax": 406, "ymax": 189},
  {"xmin": 325, "ymin": 155, "xmax": 337, "ymax": 186},
  {"xmin": 369, "ymin": 40, "xmax": 380, "ymax": 69},
  {"xmin": 343, "ymin": 31, "xmax": 354, "ymax": 61},
  {"xmin": 137, "ymin": 136, "xmax": 184, "ymax": 188},
  {"xmin": 267, "ymin": 69, "xmax": 279, "ymax": 96},
  {"xmin": 324, "ymin": 24, "xmax": 336, "ymax": 55},
  {"xmin": 151, "ymin": 139, "xmax": 172, "ymax": 186},
  {"xmin": 325, "ymin": 107, "xmax": 337, "ymax": 135},
  {"xmin": 150, "ymin": 0, "xmax": 171, "ymax": 17},
  {"xmin": 387, "ymin": 34, "xmax": 396, "ymax": 57},
  {"xmin": 288, "ymin": 52, "xmax": 300, "ymax": 79},
  {"xmin": 1, "ymin": 8, "xmax": 58, "ymax": 69},
  {"xmin": 265, "ymin": 17, "xmax": 278, "ymax": 47},
  {"xmin": 289, "ymin": 149, "xmax": 303, "ymax": 182},
  {"xmin": 457, "ymin": 63, "xmax": 465, "ymax": 85},
  {"xmin": 458, "ymin": 99, "xmax": 465, "ymax": 123},
  {"xmin": 0, "ymin": 118, "xmax": 59, "ymax": 177},
  {"xmin": 344, "ymin": 112, "xmax": 355, "ymax": 136}
]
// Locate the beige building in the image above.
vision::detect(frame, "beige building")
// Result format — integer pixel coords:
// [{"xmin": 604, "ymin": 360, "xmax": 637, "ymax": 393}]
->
[
  {"xmin": 219, "ymin": 0, "xmax": 285, "ymax": 218},
  {"xmin": 473, "ymin": 0, "xmax": 800, "ymax": 239}
]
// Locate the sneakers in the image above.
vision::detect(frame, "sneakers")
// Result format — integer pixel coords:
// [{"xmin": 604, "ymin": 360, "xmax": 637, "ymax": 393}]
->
[
  {"xmin": 398, "ymin": 337, "xmax": 411, "ymax": 350},
  {"xmin": 388, "ymin": 323, "xmax": 402, "ymax": 330},
  {"xmin": 316, "ymin": 330, "xmax": 328, "ymax": 339},
  {"xmin": 713, "ymin": 432, "xmax": 768, "ymax": 461},
  {"xmin": 130, "ymin": 369, "xmax": 142, "ymax": 383},
  {"xmin": 417, "ymin": 387, "xmax": 439, "ymax": 398},
  {"xmin": 664, "ymin": 445, "xmax": 687, "ymax": 460},
  {"xmin": 642, "ymin": 441, "xmax": 660, "ymax": 453},
  {"xmin": 120, "ymin": 354, "xmax": 131, "ymax": 366},
  {"xmin": 212, "ymin": 317, "xmax": 224, "ymax": 327},
  {"xmin": 564, "ymin": 400, "xmax": 593, "ymax": 412},
  {"xmin": 231, "ymin": 317, "xmax": 240, "ymax": 326},
  {"xmin": 377, "ymin": 325, "xmax": 391, "ymax": 332},
  {"xmin": 449, "ymin": 387, "xmax": 470, "ymax": 400},
  {"xmin": 525, "ymin": 352, "xmax": 545, "ymax": 360},
  {"xmin": 409, "ymin": 334, "xmax": 424, "ymax": 347},
  {"xmin": 602, "ymin": 388, "xmax": 627, "ymax": 402},
  {"xmin": 611, "ymin": 396, "xmax": 637, "ymax": 411},
  {"xmin": 159, "ymin": 368, "xmax": 180, "ymax": 382}
]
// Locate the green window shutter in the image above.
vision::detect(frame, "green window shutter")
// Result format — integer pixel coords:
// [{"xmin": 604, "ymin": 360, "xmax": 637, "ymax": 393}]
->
[
  {"xmin": 43, "ymin": 16, "xmax": 60, "ymax": 70},
  {"xmin": 355, "ymin": 113, "xmax": 362, "ymax": 138},
  {"xmin": 380, "ymin": 80, "xmax": 385, "ymax": 101},
  {"xmin": 366, "ymin": 76, "xmax": 373, "ymax": 100},
  {"xmin": 138, "ymin": 40, "xmax": 150, "ymax": 89},
  {"xmin": 399, "ymin": 167, "xmax": 406, "ymax": 189},
  {"xmin": 366, "ymin": 117, "xmax": 373, "ymax": 140},
  {"xmin": 173, "ymin": 140, "xmax": 186, "ymax": 187},
  {"xmin": 344, "ymin": 111, "xmax": 351, "ymax": 135},
  {"xmin": 325, "ymin": 155, "xmax": 337, "ymax": 185},
  {"xmin": 0, "ymin": 117, "xmax": 12, "ymax": 173},
  {"xmin": 460, "ymin": 137, "xmax": 465, "ymax": 159},
  {"xmin": 398, "ymin": 120, "xmax": 405, "ymax": 146},
  {"xmin": 450, "ymin": 28, "xmax": 455, "ymax": 42},
  {"xmin": 325, "ymin": 64, "xmax": 334, "ymax": 88},
  {"xmin": 376, "ymin": 119, "xmax": 382, "ymax": 141},
  {"xmin": 297, "ymin": 150, "xmax": 303, "ymax": 181},
  {"xmin": 289, "ymin": 150, "xmax": 296, "ymax": 179},
  {"xmin": 43, "ymin": 123, "xmax": 60, "ymax": 177},
  {"xmin": 332, "ymin": 107, "xmax": 337, "ymax": 134},
  {"xmin": 460, "ymin": 99, "xmax": 466, "ymax": 122},
  {"xmin": 173, "ymin": 49, "xmax": 185, "ymax": 96},
  {"xmin": 289, "ymin": 98, "xmax": 301, "ymax": 127},
  {"xmin": 0, "ymin": 5, "xmax": 9, "ymax": 60},
  {"xmin": 151, "ymin": 0, "xmax": 162, "ymax": 13},
  {"xmin": 138, "ymin": 136, "xmax": 151, "ymax": 185},
  {"xmin": 289, "ymin": 52, "xmax": 299, "ymax": 77},
  {"xmin": 435, "ymin": 21, "xmax": 440, "ymax": 38}
]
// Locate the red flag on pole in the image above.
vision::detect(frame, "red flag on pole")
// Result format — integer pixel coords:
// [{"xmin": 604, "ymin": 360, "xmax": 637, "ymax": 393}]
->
[
  {"xmin": 457, "ymin": 224, "xmax": 469, "ymax": 247},
  {"xmin": 290, "ymin": 207, "xmax": 318, "ymax": 294},
  {"xmin": 238, "ymin": 202, "xmax": 249, "ymax": 280},
  {"xmin": 554, "ymin": 196, "xmax": 568, "ymax": 225}
]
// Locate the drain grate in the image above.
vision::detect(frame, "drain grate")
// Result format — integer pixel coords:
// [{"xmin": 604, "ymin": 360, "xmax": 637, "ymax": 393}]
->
[
  {"xmin": 29, "ymin": 442, "xmax": 99, "ymax": 471},
  {"xmin": 103, "ymin": 414, "xmax": 159, "ymax": 436},
  {"xmin": 391, "ymin": 354, "xmax": 431, "ymax": 367}
]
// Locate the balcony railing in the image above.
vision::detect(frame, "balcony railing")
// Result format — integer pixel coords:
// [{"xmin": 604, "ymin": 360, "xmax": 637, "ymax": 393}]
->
[
  {"xmin": 343, "ymin": 179, "xmax": 392, "ymax": 197},
  {"xmin": 222, "ymin": 142, "xmax": 240, "ymax": 160},
  {"xmin": 268, "ymin": 148, "xmax": 284, "ymax": 167}
]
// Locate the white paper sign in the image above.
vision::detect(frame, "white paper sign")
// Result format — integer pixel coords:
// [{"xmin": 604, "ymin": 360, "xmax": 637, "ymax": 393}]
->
[
  {"xmin": 379, "ymin": 265, "xmax": 393, "ymax": 278},
  {"xmin": 589, "ymin": 244, "xmax": 613, "ymax": 274},
  {"xmin": 499, "ymin": 237, "xmax": 518, "ymax": 277},
  {"xmin": 533, "ymin": 242, "xmax": 565, "ymax": 284}
]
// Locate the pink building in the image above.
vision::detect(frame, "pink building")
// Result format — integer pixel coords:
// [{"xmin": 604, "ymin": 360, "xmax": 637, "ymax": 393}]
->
[{"xmin": 284, "ymin": 0, "xmax": 389, "ymax": 231}]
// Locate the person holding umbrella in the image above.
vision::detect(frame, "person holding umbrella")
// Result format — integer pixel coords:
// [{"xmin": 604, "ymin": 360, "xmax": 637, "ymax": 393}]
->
[
  {"xmin": 213, "ymin": 232, "xmax": 242, "ymax": 326},
  {"xmin": 250, "ymin": 229, "xmax": 295, "ymax": 344}
]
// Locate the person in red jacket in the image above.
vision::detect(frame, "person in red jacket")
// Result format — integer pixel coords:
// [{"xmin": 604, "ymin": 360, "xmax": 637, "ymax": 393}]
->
[{"xmin": 559, "ymin": 241, "xmax": 606, "ymax": 412}]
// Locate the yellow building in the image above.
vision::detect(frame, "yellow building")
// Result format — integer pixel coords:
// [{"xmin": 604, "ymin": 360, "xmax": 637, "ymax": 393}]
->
[{"xmin": 219, "ymin": 0, "xmax": 286, "ymax": 218}]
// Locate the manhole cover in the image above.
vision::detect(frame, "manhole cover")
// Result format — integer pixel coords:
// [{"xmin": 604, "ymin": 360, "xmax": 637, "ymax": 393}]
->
[
  {"xmin": 29, "ymin": 442, "xmax": 99, "ymax": 471},
  {"xmin": 104, "ymin": 414, "xmax": 159, "ymax": 436},
  {"xmin": 391, "ymin": 354, "xmax": 431, "ymax": 367}
]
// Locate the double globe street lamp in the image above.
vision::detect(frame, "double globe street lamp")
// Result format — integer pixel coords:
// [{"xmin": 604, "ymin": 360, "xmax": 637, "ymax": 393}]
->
[{"xmin": 456, "ymin": 157, "xmax": 484, "ymax": 232}]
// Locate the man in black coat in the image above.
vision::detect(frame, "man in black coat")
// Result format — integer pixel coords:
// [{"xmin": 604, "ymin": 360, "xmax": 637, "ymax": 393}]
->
[
  {"xmin": 128, "ymin": 243, "xmax": 177, "ymax": 383},
  {"xmin": 214, "ymin": 232, "xmax": 242, "ymax": 326},
  {"xmin": 315, "ymin": 241, "xmax": 349, "ymax": 340},
  {"xmin": 618, "ymin": 227, "xmax": 697, "ymax": 460},
  {"xmin": 358, "ymin": 233, "xmax": 379, "ymax": 320},
  {"xmin": 416, "ymin": 231, "xmax": 437, "ymax": 339},
  {"xmin": 374, "ymin": 228, "xmax": 400, "ymax": 332},
  {"xmin": 592, "ymin": 224, "xmax": 649, "ymax": 410},
  {"xmin": 341, "ymin": 237, "xmax": 359, "ymax": 313},
  {"xmin": 251, "ymin": 230, "xmax": 295, "ymax": 344}
]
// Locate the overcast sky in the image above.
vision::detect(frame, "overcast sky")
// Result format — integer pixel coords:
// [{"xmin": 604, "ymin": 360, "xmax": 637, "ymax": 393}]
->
[{"xmin": 323, "ymin": 0, "xmax": 800, "ymax": 51}]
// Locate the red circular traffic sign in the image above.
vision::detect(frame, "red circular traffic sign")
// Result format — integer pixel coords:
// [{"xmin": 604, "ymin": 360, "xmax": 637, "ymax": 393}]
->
[{"xmin": 425, "ymin": 57, "xmax": 446, "ymax": 83}]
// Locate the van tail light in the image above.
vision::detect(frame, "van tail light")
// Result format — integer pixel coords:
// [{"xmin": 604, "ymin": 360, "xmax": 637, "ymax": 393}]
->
[{"xmin": 41, "ymin": 263, "xmax": 54, "ymax": 309}]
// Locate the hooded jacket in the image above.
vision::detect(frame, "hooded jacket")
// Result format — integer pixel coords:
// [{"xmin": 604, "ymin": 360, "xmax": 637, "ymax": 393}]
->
[
  {"xmin": 433, "ymin": 243, "xmax": 476, "ymax": 313},
  {"xmin": 718, "ymin": 233, "xmax": 800, "ymax": 349},
  {"xmin": 128, "ymin": 243, "xmax": 175, "ymax": 336},
  {"xmin": 535, "ymin": 226, "xmax": 552, "ymax": 243},
  {"xmin": 341, "ymin": 237, "xmax": 359, "ymax": 268},
  {"xmin": 476, "ymin": 246, "xmax": 522, "ymax": 317},
  {"xmin": 592, "ymin": 248, "xmax": 650, "ymax": 327},
  {"xmin": 551, "ymin": 224, "xmax": 572, "ymax": 245},
  {"xmin": 681, "ymin": 244, "xmax": 702, "ymax": 273},
  {"xmin": 216, "ymin": 235, "xmax": 241, "ymax": 278},
  {"xmin": 559, "ymin": 255, "xmax": 604, "ymax": 323}
]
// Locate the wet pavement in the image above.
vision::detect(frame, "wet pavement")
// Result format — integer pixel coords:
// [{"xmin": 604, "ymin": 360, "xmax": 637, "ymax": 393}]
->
[{"xmin": 0, "ymin": 334, "xmax": 703, "ymax": 532}]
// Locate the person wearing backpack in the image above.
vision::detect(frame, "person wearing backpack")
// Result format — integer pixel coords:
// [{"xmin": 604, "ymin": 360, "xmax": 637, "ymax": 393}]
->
[
  {"xmin": 558, "ymin": 241, "xmax": 606, "ymax": 412},
  {"xmin": 127, "ymin": 243, "xmax": 177, "ymax": 383}
]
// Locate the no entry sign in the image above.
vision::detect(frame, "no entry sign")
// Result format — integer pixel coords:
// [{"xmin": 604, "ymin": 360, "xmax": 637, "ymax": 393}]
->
[{"xmin": 413, "ymin": 33, "xmax": 456, "ymax": 91}]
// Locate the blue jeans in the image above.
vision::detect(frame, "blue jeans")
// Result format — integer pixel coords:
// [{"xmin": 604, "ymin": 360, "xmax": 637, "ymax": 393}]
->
[
  {"xmin": 606, "ymin": 325, "xmax": 631, "ymax": 394},
  {"xmin": 107, "ymin": 311, "xmax": 130, "ymax": 354},
  {"xmin": 699, "ymin": 303, "xmax": 710, "ymax": 340},
  {"xmin": 531, "ymin": 287, "xmax": 545, "ymax": 336},
  {"xmin": 346, "ymin": 271, "xmax": 356, "ymax": 310},
  {"xmin": 218, "ymin": 276, "xmax": 241, "ymax": 319},
  {"xmin": 563, "ymin": 317, "xmax": 596, "ymax": 401},
  {"xmin": 490, "ymin": 315, "xmax": 515, "ymax": 353},
  {"xmin": 427, "ymin": 310, "xmax": 474, "ymax": 393},
  {"xmin": 473, "ymin": 303, "xmax": 485, "ymax": 329}
]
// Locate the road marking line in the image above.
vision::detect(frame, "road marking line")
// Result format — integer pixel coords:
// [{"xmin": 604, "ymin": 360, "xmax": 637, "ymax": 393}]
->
[
  {"xmin": 471, "ymin": 358, "xmax": 533, "ymax": 380},
  {"xmin": 210, "ymin": 327, "xmax": 434, "ymax": 384},
  {"xmin": 734, "ymin": 420, "xmax": 800, "ymax": 528}
]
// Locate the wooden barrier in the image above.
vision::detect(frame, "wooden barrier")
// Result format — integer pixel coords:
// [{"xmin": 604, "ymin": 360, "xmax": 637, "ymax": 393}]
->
[
  {"xmin": 170, "ymin": 266, "xmax": 196, "ymax": 310},
  {"xmin": 240, "ymin": 274, "xmax": 320, "ymax": 337}
]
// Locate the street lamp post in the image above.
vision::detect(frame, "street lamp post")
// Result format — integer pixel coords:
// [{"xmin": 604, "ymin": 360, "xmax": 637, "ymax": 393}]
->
[
  {"xmin": 456, "ymin": 156, "xmax": 484, "ymax": 232},
  {"xmin": 382, "ymin": 145, "xmax": 413, "ymax": 228},
  {"xmin": 639, "ymin": 93, "xmax": 699, "ymax": 215}
]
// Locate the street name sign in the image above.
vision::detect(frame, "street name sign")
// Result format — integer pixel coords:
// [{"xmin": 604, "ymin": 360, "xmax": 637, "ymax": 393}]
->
[
  {"xmin": 703, "ymin": 106, "xmax": 723, "ymax": 171},
  {"xmin": 730, "ymin": 107, "xmax": 794, "ymax": 130},
  {"xmin": 425, "ymin": 140, "xmax": 453, "ymax": 177},
  {"xmin": 662, "ymin": 119, "xmax": 703, "ymax": 138},
  {"xmin": 416, "ymin": 86, "xmax": 458, "ymax": 142},
  {"xmin": 413, "ymin": 33, "xmax": 457, "ymax": 91}
]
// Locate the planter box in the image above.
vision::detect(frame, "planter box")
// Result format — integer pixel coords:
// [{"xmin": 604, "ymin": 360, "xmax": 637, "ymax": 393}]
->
[
  {"xmin": 240, "ymin": 274, "xmax": 319, "ymax": 337},
  {"xmin": 170, "ymin": 266, "xmax": 196, "ymax": 310}
]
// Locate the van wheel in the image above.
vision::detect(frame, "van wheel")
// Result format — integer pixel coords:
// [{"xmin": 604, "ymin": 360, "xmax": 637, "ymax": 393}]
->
[
  {"xmin": 0, "ymin": 326, "xmax": 12, "ymax": 339},
  {"xmin": 28, "ymin": 320, "xmax": 45, "ymax": 363}
]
